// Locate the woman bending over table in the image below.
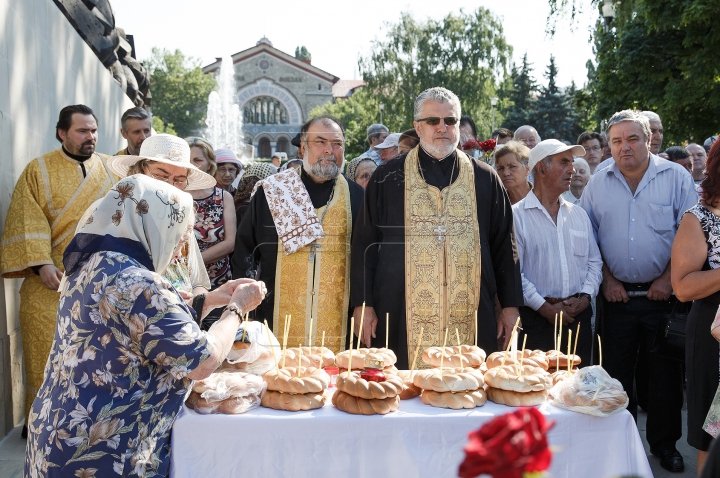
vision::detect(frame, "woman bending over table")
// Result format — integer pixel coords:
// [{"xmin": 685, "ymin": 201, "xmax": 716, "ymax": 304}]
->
[{"xmin": 24, "ymin": 175, "xmax": 266, "ymax": 477}]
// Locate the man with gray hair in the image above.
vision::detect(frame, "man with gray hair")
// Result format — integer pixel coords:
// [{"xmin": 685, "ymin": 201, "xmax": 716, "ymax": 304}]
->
[
  {"xmin": 351, "ymin": 87, "xmax": 523, "ymax": 368},
  {"xmin": 232, "ymin": 115, "xmax": 364, "ymax": 351},
  {"xmin": 116, "ymin": 106, "xmax": 152, "ymax": 156},
  {"xmin": 642, "ymin": 111, "xmax": 664, "ymax": 155},
  {"xmin": 513, "ymin": 125, "xmax": 541, "ymax": 149},
  {"xmin": 580, "ymin": 109, "xmax": 697, "ymax": 473},
  {"xmin": 362, "ymin": 123, "xmax": 389, "ymax": 164},
  {"xmin": 687, "ymin": 143, "xmax": 708, "ymax": 185},
  {"xmin": 513, "ymin": 140, "xmax": 602, "ymax": 366}
]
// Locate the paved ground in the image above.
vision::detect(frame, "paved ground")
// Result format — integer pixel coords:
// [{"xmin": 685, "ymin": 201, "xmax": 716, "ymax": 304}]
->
[{"xmin": 0, "ymin": 410, "xmax": 701, "ymax": 478}]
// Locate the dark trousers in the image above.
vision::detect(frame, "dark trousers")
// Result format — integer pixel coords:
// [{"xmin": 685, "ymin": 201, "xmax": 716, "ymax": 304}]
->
[
  {"xmin": 600, "ymin": 295, "xmax": 683, "ymax": 451},
  {"xmin": 519, "ymin": 305, "xmax": 593, "ymax": 368}
]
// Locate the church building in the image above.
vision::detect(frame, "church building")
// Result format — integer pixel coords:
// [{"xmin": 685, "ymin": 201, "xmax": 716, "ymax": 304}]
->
[{"xmin": 203, "ymin": 37, "xmax": 363, "ymax": 159}]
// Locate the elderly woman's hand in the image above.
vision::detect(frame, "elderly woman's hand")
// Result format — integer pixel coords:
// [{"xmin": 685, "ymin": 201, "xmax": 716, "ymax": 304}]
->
[
  {"xmin": 229, "ymin": 280, "xmax": 267, "ymax": 315},
  {"xmin": 202, "ymin": 279, "xmax": 255, "ymax": 316}
]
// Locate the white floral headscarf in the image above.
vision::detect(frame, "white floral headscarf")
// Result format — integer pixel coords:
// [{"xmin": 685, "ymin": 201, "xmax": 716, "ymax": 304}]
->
[{"xmin": 69, "ymin": 175, "xmax": 194, "ymax": 274}]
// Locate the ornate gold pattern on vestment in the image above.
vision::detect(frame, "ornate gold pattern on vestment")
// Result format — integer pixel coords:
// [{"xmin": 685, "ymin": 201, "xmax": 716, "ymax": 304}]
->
[
  {"xmin": 273, "ymin": 175, "xmax": 351, "ymax": 353},
  {"xmin": 0, "ymin": 149, "xmax": 115, "ymax": 418},
  {"xmin": 404, "ymin": 147, "xmax": 481, "ymax": 366}
]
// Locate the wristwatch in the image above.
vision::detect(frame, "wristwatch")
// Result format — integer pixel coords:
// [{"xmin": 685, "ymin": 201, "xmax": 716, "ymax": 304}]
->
[
  {"xmin": 226, "ymin": 304, "xmax": 243, "ymax": 317},
  {"xmin": 578, "ymin": 293, "xmax": 591, "ymax": 302}
]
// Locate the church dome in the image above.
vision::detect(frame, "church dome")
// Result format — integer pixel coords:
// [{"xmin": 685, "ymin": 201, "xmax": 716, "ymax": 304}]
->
[{"xmin": 256, "ymin": 36, "xmax": 273, "ymax": 47}]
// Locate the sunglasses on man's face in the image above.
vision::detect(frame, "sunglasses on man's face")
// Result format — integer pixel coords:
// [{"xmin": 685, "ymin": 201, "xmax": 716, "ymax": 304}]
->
[{"xmin": 416, "ymin": 116, "xmax": 459, "ymax": 126}]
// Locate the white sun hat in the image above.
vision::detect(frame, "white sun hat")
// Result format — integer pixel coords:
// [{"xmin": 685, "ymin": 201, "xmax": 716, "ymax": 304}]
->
[
  {"xmin": 528, "ymin": 139, "xmax": 586, "ymax": 172},
  {"xmin": 108, "ymin": 134, "xmax": 217, "ymax": 190}
]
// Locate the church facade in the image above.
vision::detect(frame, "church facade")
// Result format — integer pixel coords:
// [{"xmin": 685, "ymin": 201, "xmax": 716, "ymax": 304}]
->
[{"xmin": 203, "ymin": 38, "xmax": 361, "ymax": 159}]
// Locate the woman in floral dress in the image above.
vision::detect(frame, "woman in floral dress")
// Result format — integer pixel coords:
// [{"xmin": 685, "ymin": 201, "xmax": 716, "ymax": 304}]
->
[
  {"xmin": 672, "ymin": 138, "xmax": 720, "ymax": 474},
  {"xmin": 24, "ymin": 175, "xmax": 266, "ymax": 477}
]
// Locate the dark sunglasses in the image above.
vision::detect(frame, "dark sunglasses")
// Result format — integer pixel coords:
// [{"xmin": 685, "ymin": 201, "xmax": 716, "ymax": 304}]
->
[{"xmin": 416, "ymin": 116, "xmax": 459, "ymax": 126}]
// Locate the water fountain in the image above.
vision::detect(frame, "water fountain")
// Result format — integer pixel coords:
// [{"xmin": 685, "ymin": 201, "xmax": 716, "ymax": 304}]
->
[{"xmin": 205, "ymin": 55, "xmax": 247, "ymax": 162}]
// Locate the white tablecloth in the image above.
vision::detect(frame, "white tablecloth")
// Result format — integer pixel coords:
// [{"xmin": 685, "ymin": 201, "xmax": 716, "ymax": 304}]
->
[{"xmin": 170, "ymin": 392, "xmax": 652, "ymax": 478}]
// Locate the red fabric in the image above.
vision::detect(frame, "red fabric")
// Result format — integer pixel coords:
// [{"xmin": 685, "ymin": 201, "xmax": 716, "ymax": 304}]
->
[{"xmin": 458, "ymin": 407, "xmax": 554, "ymax": 478}]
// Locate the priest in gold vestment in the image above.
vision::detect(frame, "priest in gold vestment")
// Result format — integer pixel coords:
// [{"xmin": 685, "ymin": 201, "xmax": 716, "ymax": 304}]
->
[
  {"xmin": 0, "ymin": 105, "xmax": 116, "ymax": 424},
  {"xmin": 232, "ymin": 116, "xmax": 364, "ymax": 352},
  {"xmin": 350, "ymin": 88, "xmax": 524, "ymax": 369}
]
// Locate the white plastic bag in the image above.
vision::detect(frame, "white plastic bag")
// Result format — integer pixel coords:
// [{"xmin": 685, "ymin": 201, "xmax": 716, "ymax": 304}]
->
[
  {"xmin": 225, "ymin": 321, "xmax": 281, "ymax": 375},
  {"xmin": 549, "ymin": 365, "xmax": 629, "ymax": 417},
  {"xmin": 188, "ymin": 371, "xmax": 267, "ymax": 415}
]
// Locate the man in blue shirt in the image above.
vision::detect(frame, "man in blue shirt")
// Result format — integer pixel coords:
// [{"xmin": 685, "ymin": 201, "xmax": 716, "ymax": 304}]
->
[{"xmin": 580, "ymin": 109, "xmax": 698, "ymax": 473}]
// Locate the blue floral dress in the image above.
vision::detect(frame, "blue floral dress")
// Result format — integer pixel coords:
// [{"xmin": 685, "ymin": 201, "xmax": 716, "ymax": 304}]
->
[{"xmin": 25, "ymin": 251, "xmax": 211, "ymax": 477}]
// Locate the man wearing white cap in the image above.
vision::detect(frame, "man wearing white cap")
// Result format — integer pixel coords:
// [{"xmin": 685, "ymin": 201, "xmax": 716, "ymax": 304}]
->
[
  {"xmin": 513, "ymin": 140, "xmax": 602, "ymax": 366},
  {"xmin": 374, "ymin": 133, "xmax": 401, "ymax": 163}
]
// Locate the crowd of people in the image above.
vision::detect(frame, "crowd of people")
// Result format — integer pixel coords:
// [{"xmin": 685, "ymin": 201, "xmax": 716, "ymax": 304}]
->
[{"xmin": 1, "ymin": 90, "xmax": 719, "ymax": 476}]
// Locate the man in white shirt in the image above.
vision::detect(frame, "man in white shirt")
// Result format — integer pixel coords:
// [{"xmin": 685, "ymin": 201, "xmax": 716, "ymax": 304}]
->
[{"xmin": 513, "ymin": 140, "xmax": 603, "ymax": 366}]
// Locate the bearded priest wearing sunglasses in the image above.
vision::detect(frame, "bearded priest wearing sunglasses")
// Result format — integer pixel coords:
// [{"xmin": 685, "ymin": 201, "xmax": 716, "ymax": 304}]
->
[{"xmin": 350, "ymin": 87, "xmax": 523, "ymax": 368}]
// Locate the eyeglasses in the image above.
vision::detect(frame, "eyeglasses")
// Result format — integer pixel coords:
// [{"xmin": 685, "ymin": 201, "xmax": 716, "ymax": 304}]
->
[
  {"xmin": 416, "ymin": 116, "xmax": 459, "ymax": 126},
  {"xmin": 148, "ymin": 172, "xmax": 189, "ymax": 189},
  {"xmin": 583, "ymin": 146, "xmax": 602, "ymax": 152},
  {"xmin": 308, "ymin": 139, "xmax": 344, "ymax": 151}
]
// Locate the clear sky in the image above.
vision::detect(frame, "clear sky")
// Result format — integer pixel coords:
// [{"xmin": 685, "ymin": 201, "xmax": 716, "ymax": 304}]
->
[{"xmin": 112, "ymin": 0, "xmax": 597, "ymax": 88}]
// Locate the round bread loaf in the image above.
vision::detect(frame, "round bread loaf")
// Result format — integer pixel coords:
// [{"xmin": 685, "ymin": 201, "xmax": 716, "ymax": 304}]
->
[
  {"xmin": 557, "ymin": 384, "xmax": 628, "ymax": 412},
  {"xmin": 485, "ymin": 350, "xmax": 549, "ymax": 371},
  {"xmin": 484, "ymin": 365, "xmax": 551, "ymax": 392},
  {"xmin": 332, "ymin": 390, "xmax": 400, "ymax": 415},
  {"xmin": 486, "ymin": 387, "xmax": 548, "ymax": 407},
  {"xmin": 422, "ymin": 345, "xmax": 486, "ymax": 368},
  {"xmin": 185, "ymin": 391, "xmax": 201, "ymax": 409},
  {"xmin": 413, "ymin": 367, "xmax": 484, "ymax": 392},
  {"xmin": 228, "ymin": 340, "xmax": 275, "ymax": 363},
  {"xmin": 336, "ymin": 371, "xmax": 404, "ymax": 400},
  {"xmin": 219, "ymin": 360, "xmax": 248, "ymax": 372},
  {"xmin": 217, "ymin": 396, "xmax": 252, "ymax": 414},
  {"xmin": 421, "ymin": 389, "xmax": 487, "ymax": 409},
  {"xmin": 396, "ymin": 371, "xmax": 422, "ymax": 400},
  {"xmin": 193, "ymin": 396, "xmax": 221, "ymax": 414},
  {"xmin": 263, "ymin": 367, "xmax": 330, "ymax": 394},
  {"xmin": 550, "ymin": 370, "xmax": 575, "ymax": 386},
  {"xmin": 282, "ymin": 347, "xmax": 335, "ymax": 368},
  {"xmin": 546, "ymin": 350, "xmax": 581, "ymax": 369},
  {"xmin": 261, "ymin": 390, "xmax": 326, "ymax": 411},
  {"xmin": 335, "ymin": 347, "xmax": 398, "ymax": 370}
]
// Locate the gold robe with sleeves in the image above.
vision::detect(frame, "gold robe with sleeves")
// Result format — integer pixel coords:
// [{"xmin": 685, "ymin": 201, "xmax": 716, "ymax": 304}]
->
[{"xmin": 0, "ymin": 148, "xmax": 115, "ymax": 418}]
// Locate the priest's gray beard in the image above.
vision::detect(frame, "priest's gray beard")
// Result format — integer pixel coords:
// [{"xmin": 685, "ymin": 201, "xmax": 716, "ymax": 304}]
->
[
  {"xmin": 421, "ymin": 139, "xmax": 459, "ymax": 160},
  {"xmin": 303, "ymin": 154, "xmax": 340, "ymax": 182}
]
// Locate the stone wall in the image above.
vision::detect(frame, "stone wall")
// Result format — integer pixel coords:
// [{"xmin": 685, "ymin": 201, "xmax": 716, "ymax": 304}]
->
[{"xmin": 0, "ymin": 0, "xmax": 135, "ymax": 438}]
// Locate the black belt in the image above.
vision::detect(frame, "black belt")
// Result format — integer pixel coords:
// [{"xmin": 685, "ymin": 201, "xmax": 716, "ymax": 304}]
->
[{"xmin": 621, "ymin": 281, "xmax": 653, "ymax": 292}]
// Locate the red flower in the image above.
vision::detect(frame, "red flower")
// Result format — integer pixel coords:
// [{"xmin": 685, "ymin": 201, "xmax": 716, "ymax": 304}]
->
[
  {"xmin": 462, "ymin": 139, "xmax": 482, "ymax": 150},
  {"xmin": 479, "ymin": 139, "xmax": 497, "ymax": 152},
  {"xmin": 458, "ymin": 407, "xmax": 555, "ymax": 478}
]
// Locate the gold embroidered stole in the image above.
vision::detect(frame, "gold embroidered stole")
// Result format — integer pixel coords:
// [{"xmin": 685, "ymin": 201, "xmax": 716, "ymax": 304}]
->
[
  {"xmin": 273, "ymin": 175, "xmax": 351, "ymax": 353},
  {"xmin": 1, "ymin": 149, "xmax": 115, "ymax": 277},
  {"xmin": 404, "ymin": 147, "xmax": 481, "ymax": 366}
]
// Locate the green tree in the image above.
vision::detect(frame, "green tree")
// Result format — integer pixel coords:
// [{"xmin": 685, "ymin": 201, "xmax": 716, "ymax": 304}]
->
[
  {"xmin": 295, "ymin": 46, "xmax": 312, "ymax": 61},
  {"xmin": 501, "ymin": 53, "xmax": 539, "ymax": 131},
  {"xmin": 310, "ymin": 88, "xmax": 382, "ymax": 159},
  {"xmin": 549, "ymin": 0, "xmax": 720, "ymax": 144},
  {"xmin": 145, "ymin": 48, "xmax": 216, "ymax": 138},
  {"xmin": 359, "ymin": 9, "xmax": 512, "ymax": 139},
  {"xmin": 151, "ymin": 116, "xmax": 176, "ymax": 135},
  {"xmin": 534, "ymin": 56, "xmax": 578, "ymax": 142}
]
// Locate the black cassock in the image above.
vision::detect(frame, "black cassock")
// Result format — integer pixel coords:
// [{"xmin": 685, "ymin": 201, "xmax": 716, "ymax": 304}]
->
[
  {"xmin": 232, "ymin": 168, "xmax": 364, "ymax": 331},
  {"xmin": 350, "ymin": 148, "xmax": 523, "ymax": 368}
]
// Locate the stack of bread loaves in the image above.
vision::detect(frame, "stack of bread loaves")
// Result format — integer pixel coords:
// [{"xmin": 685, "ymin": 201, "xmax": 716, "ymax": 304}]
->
[
  {"xmin": 220, "ymin": 321, "xmax": 281, "ymax": 375},
  {"xmin": 332, "ymin": 367, "xmax": 404, "ymax": 415},
  {"xmin": 185, "ymin": 371, "xmax": 267, "ymax": 414},
  {"xmin": 261, "ymin": 365, "xmax": 331, "ymax": 411},
  {"xmin": 422, "ymin": 345, "xmax": 486, "ymax": 369},
  {"xmin": 484, "ymin": 350, "xmax": 552, "ymax": 406},
  {"xmin": 412, "ymin": 367, "xmax": 487, "ymax": 409}
]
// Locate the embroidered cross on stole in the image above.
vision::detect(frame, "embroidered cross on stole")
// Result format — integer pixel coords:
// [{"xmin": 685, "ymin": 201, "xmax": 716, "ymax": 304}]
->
[{"xmin": 403, "ymin": 147, "xmax": 482, "ymax": 367}]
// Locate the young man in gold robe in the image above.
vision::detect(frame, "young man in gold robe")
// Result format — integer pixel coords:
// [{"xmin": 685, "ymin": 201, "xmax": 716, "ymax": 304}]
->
[
  {"xmin": 350, "ymin": 88, "xmax": 523, "ymax": 369},
  {"xmin": 0, "ymin": 105, "xmax": 116, "ymax": 431},
  {"xmin": 232, "ymin": 116, "xmax": 364, "ymax": 352}
]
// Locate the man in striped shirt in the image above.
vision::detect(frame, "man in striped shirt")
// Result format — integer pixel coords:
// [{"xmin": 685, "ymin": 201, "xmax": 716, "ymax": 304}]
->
[{"xmin": 513, "ymin": 139, "xmax": 603, "ymax": 366}]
